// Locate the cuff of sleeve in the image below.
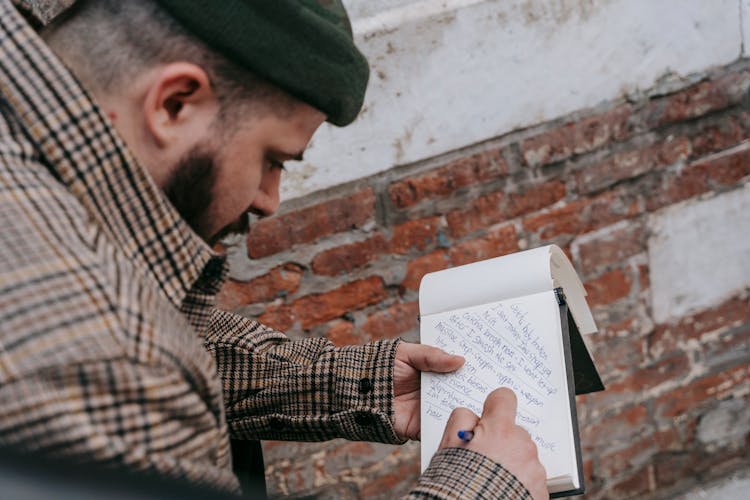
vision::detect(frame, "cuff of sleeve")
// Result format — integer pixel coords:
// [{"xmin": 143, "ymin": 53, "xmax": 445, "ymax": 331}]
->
[
  {"xmin": 333, "ymin": 338, "xmax": 405, "ymax": 445},
  {"xmin": 412, "ymin": 448, "xmax": 532, "ymax": 499}
]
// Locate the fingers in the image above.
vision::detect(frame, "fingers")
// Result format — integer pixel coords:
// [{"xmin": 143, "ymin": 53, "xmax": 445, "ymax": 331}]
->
[
  {"xmin": 439, "ymin": 407, "xmax": 479, "ymax": 449},
  {"xmin": 434, "ymin": 389, "xmax": 548, "ymax": 498},
  {"xmin": 480, "ymin": 387, "xmax": 518, "ymax": 425},
  {"xmin": 454, "ymin": 389, "xmax": 548, "ymax": 499},
  {"xmin": 398, "ymin": 342, "xmax": 464, "ymax": 373}
]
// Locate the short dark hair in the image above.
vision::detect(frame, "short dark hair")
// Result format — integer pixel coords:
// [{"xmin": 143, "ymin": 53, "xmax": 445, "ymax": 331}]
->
[{"xmin": 42, "ymin": 0, "xmax": 296, "ymax": 125}]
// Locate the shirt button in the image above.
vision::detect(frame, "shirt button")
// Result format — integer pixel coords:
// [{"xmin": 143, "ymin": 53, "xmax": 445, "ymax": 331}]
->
[
  {"xmin": 269, "ymin": 417, "xmax": 286, "ymax": 431},
  {"xmin": 354, "ymin": 412, "xmax": 373, "ymax": 426},
  {"xmin": 358, "ymin": 378, "xmax": 373, "ymax": 394}
]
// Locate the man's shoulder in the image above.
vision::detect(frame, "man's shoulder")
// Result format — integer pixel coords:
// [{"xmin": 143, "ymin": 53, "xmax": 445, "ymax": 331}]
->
[{"xmin": 0, "ymin": 146, "xmax": 204, "ymax": 374}]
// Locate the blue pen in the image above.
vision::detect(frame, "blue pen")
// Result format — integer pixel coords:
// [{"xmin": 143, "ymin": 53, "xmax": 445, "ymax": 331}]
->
[{"xmin": 457, "ymin": 430, "xmax": 474, "ymax": 442}]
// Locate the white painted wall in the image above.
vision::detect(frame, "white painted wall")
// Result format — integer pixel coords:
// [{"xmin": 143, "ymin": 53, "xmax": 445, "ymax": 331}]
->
[
  {"xmin": 281, "ymin": 0, "xmax": 745, "ymax": 200},
  {"xmin": 648, "ymin": 179, "xmax": 750, "ymax": 324}
]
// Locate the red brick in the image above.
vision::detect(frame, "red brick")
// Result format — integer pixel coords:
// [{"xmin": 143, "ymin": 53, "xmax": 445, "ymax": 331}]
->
[
  {"xmin": 697, "ymin": 142, "xmax": 750, "ymax": 186},
  {"xmin": 558, "ymin": 244, "xmax": 575, "ymax": 265},
  {"xmin": 216, "ymin": 263, "xmax": 304, "ymax": 309},
  {"xmin": 258, "ymin": 303, "xmax": 295, "ymax": 332},
  {"xmin": 247, "ymin": 188, "xmax": 375, "ymax": 258},
  {"xmin": 523, "ymin": 189, "xmax": 640, "ymax": 240},
  {"xmin": 645, "ymin": 71, "xmax": 750, "ymax": 128},
  {"xmin": 361, "ymin": 301, "xmax": 419, "ymax": 341},
  {"xmin": 522, "ymin": 199, "xmax": 589, "ymax": 238},
  {"xmin": 446, "ymin": 181, "xmax": 567, "ymax": 239},
  {"xmin": 678, "ymin": 446, "xmax": 750, "ymax": 482},
  {"xmin": 576, "ymin": 136, "xmax": 691, "ymax": 194},
  {"xmin": 652, "ymin": 449, "xmax": 749, "ymax": 491},
  {"xmin": 311, "ymin": 235, "xmax": 387, "ymax": 276},
  {"xmin": 599, "ymin": 317, "xmax": 638, "ymax": 339},
  {"xmin": 598, "ymin": 429, "xmax": 679, "ymax": 478},
  {"xmin": 402, "ymin": 250, "xmax": 450, "ymax": 291},
  {"xmin": 646, "ymin": 163, "xmax": 709, "ymax": 212},
  {"xmin": 449, "ymin": 224, "xmax": 518, "ymax": 267},
  {"xmin": 389, "ymin": 216, "xmax": 441, "ymax": 254},
  {"xmin": 446, "ymin": 191, "xmax": 505, "ymax": 238},
  {"xmin": 586, "ymin": 190, "xmax": 641, "ymax": 233},
  {"xmin": 653, "ymin": 452, "xmax": 699, "ymax": 489},
  {"xmin": 505, "ymin": 180, "xmax": 567, "ymax": 218},
  {"xmin": 326, "ymin": 441, "xmax": 375, "ymax": 458},
  {"xmin": 638, "ymin": 264, "xmax": 650, "ymax": 291},
  {"xmin": 582, "ymin": 458, "xmax": 594, "ymax": 487},
  {"xmin": 607, "ymin": 353, "xmax": 691, "ymax": 395},
  {"xmin": 690, "ymin": 115, "xmax": 746, "ymax": 158},
  {"xmin": 521, "ymin": 104, "xmax": 632, "ymax": 167},
  {"xmin": 584, "ymin": 268, "xmax": 633, "ymax": 307},
  {"xmin": 608, "ymin": 465, "xmax": 654, "ymax": 499},
  {"xmin": 575, "ymin": 222, "xmax": 646, "ymax": 275},
  {"xmin": 358, "ymin": 460, "xmax": 421, "ymax": 498},
  {"xmin": 311, "ymin": 217, "xmax": 445, "ymax": 277},
  {"xmin": 659, "ymin": 448, "xmax": 750, "ymax": 491},
  {"xmin": 649, "ymin": 295, "xmax": 750, "ymax": 358},
  {"xmin": 388, "ymin": 149, "xmax": 507, "ymax": 209},
  {"xmin": 647, "ymin": 145, "xmax": 750, "ymax": 211},
  {"xmin": 583, "ymin": 404, "xmax": 650, "ymax": 445},
  {"xmin": 325, "ymin": 320, "xmax": 359, "ymax": 347},
  {"xmin": 590, "ymin": 336, "xmax": 647, "ymax": 378},
  {"xmin": 654, "ymin": 364, "xmax": 750, "ymax": 419},
  {"xmin": 292, "ymin": 276, "xmax": 388, "ymax": 329}
]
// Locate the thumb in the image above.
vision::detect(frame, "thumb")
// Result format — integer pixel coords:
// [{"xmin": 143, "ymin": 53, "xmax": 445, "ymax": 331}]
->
[
  {"xmin": 397, "ymin": 342, "xmax": 464, "ymax": 373},
  {"xmin": 439, "ymin": 407, "xmax": 479, "ymax": 449}
]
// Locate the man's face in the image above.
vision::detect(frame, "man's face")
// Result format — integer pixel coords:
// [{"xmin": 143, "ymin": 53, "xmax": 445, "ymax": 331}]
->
[{"xmin": 164, "ymin": 103, "xmax": 326, "ymax": 245}]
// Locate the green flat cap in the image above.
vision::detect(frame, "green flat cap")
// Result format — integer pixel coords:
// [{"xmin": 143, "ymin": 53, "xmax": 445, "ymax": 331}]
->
[{"xmin": 154, "ymin": 0, "xmax": 369, "ymax": 126}]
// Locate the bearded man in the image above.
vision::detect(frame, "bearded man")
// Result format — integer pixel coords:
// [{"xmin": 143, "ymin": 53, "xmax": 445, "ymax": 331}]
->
[{"xmin": 0, "ymin": 0, "xmax": 547, "ymax": 498}]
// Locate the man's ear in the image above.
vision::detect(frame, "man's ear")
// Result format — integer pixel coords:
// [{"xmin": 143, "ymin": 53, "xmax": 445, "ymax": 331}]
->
[{"xmin": 142, "ymin": 62, "xmax": 219, "ymax": 150}]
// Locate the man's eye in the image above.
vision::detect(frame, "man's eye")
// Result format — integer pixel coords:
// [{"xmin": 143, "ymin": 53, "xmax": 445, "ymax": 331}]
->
[{"xmin": 269, "ymin": 159, "xmax": 286, "ymax": 171}]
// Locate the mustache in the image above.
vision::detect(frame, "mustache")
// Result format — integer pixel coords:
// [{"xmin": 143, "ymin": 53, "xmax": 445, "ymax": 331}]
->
[{"xmin": 209, "ymin": 212, "xmax": 251, "ymax": 246}]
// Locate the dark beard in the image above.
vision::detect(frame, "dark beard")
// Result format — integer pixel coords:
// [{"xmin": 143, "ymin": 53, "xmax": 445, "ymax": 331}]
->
[
  {"xmin": 163, "ymin": 146, "xmax": 252, "ymax": 246},
  {"xmin": 210, "ymin": 211, "xmax": 250, "ymax": 244},
  {"xmin": 163, "ymin": 147, "xmax": 217, "ymax": 243}
]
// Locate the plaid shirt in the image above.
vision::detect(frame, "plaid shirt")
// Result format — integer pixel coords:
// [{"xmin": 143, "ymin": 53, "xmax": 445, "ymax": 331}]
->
[{"xmin": 0, "ymin": 1, "xmax": 529, "ymax": 497}]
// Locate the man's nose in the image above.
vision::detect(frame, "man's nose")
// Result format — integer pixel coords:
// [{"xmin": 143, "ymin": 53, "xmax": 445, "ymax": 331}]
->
[{"xmin": 251, "ymin": 167, "xmax": 282, "ymax": 216}]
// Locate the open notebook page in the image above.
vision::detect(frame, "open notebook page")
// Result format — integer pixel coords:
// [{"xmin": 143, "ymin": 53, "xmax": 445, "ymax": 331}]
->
[
  {"xmin": 419, "ymin": 246, "xmax": 554, "ymax": 317},
  {"xmin": 420, "ymin": 290, "xmax": 579, "ymax": 491},
  {"xmin": 419, "ymin": 245, "xmax": 596, "ymax": 334}
]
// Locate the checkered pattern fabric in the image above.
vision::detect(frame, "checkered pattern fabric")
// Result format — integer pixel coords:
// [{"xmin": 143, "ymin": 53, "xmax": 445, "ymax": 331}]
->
[
  {"xmin": 0, "ymin": 0, "xmax": 530, "ymax": 497},
  {"xmin": 412, "ymin": 448, "xmax": 532, "ymax": 499}
]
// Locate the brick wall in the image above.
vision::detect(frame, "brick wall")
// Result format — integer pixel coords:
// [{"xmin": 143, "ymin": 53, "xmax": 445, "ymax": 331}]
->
[{"xmin": 217, "ymin": 63, "xmax": 750, "ymax": 499}]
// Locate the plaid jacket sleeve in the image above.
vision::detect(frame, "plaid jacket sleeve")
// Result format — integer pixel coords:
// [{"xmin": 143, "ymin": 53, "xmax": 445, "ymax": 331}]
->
[
  {"xmin": 206, "ymin": 311, "xmax": 533, "ymax": 496},
  {"xmin": 206, "ymin": 309, "xmax": 405, "ymax": 444},
  {"xmin": 407, "ymin": 448, "xmax": 532, "ymax": 499}
]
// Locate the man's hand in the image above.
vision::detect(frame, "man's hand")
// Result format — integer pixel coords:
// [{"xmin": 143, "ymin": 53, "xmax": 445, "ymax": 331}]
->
[
  {"xmin": 439, "ymin": 387, "xmax": 549, "ymax": 499},
  {"xmin": 392, "ymin": 342, "xmax": 464, "ymax": 440}
]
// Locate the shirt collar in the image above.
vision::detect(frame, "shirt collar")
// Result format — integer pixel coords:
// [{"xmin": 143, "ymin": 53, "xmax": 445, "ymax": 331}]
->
[{"xmin": 0, "ymin": 0, "xmax": 226, "ymax": 308}]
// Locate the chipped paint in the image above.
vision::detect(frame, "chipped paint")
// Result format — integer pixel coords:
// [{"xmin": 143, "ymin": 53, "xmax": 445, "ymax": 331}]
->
[{"xmin": 281, "ymin": 0, "xmax": 743, "ymax": 201}]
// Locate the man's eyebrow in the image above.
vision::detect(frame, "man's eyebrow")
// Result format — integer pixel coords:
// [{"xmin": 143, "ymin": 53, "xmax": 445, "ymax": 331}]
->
[{"xmin": 272, "ymin": 149, "xmax": 305, "ymax": 162}]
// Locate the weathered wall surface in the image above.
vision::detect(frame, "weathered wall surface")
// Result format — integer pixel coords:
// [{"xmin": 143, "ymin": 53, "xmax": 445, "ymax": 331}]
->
[
  {"xmin": 280, "ymin": 0, "xmax": 744, "ymax": 201},
  {"xmin": 217, "ymin": 1, "xmax": 750, "ymax": 498}
]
